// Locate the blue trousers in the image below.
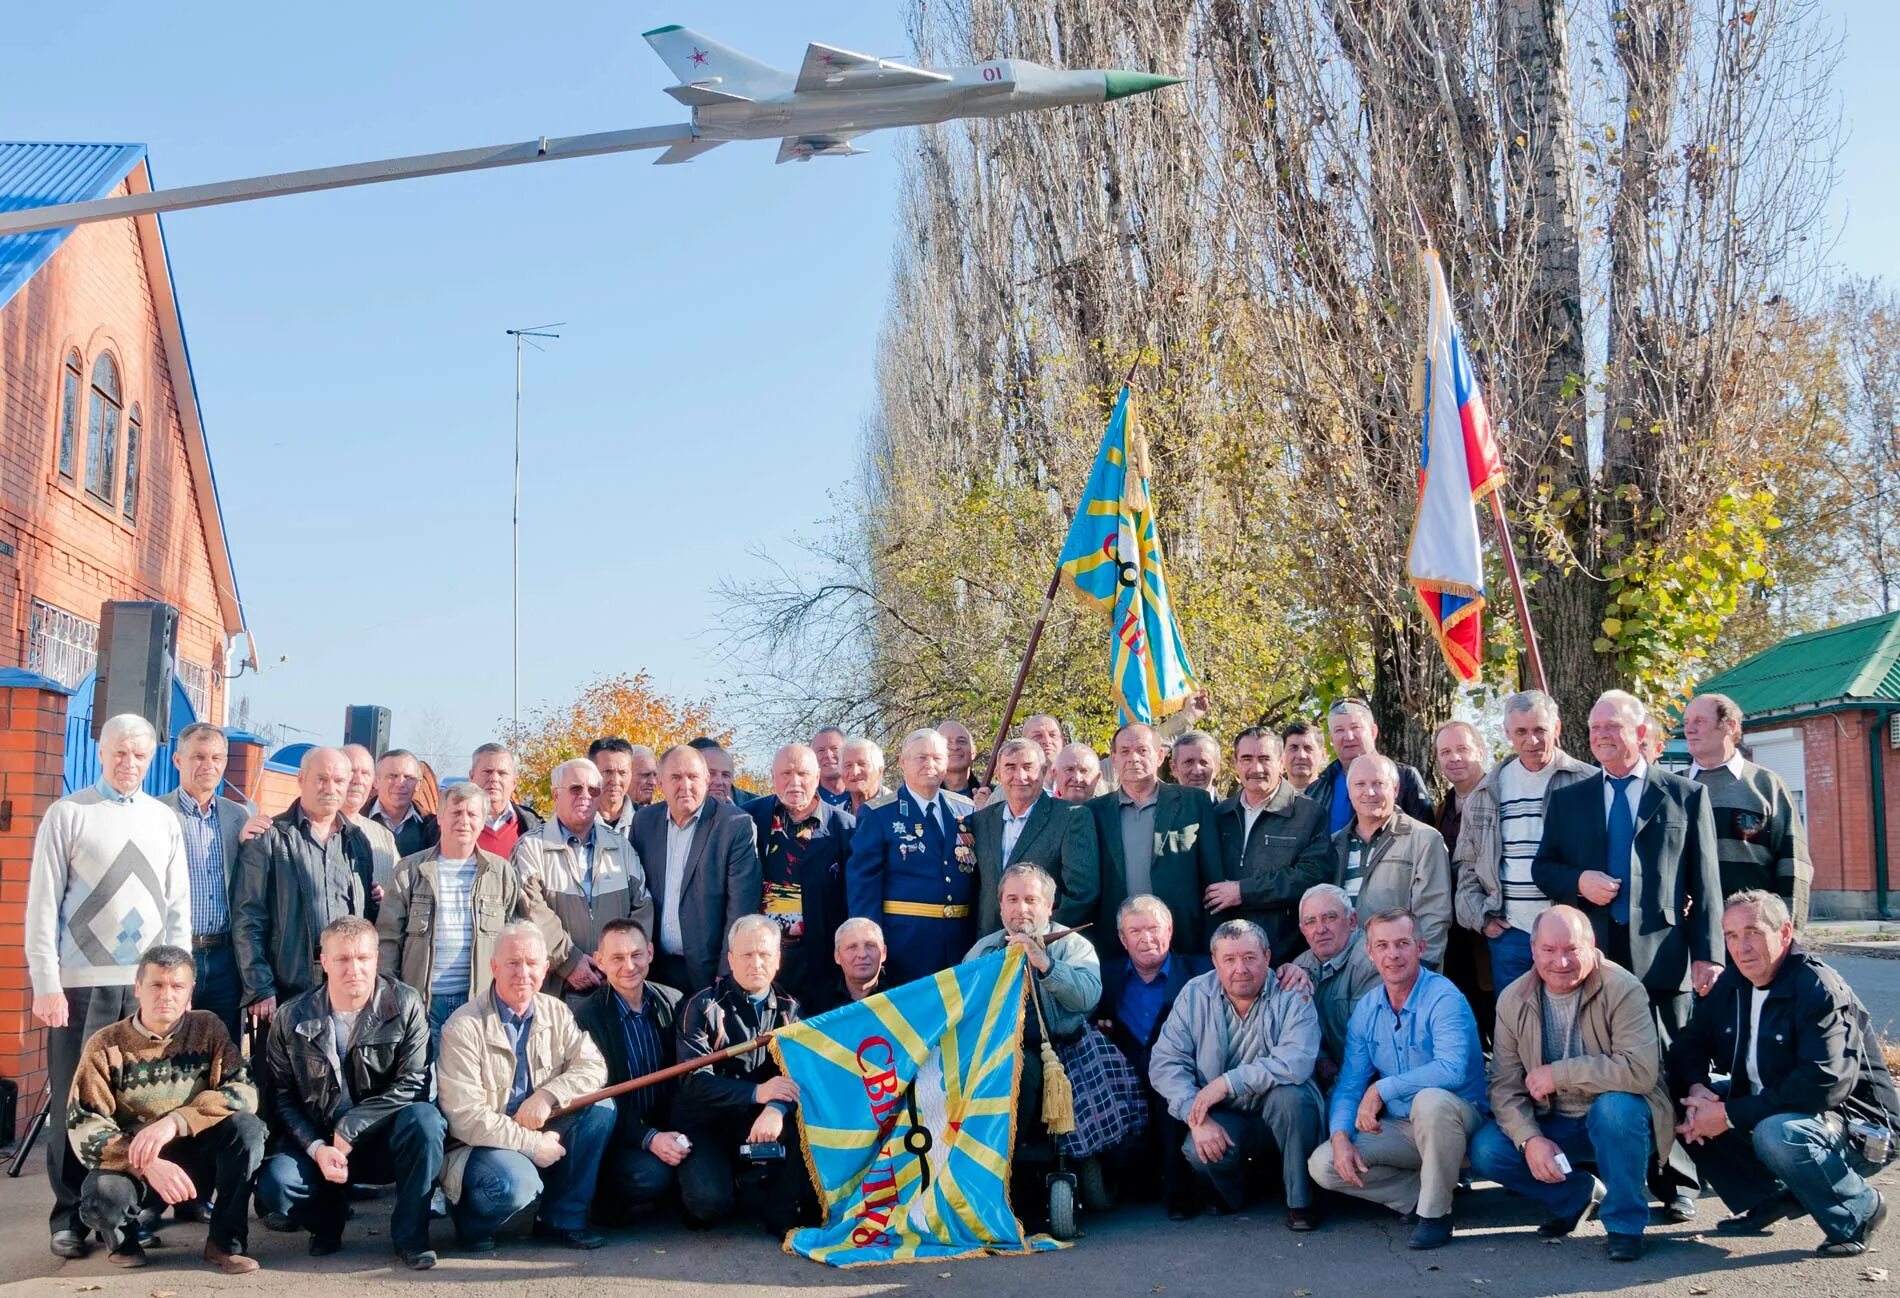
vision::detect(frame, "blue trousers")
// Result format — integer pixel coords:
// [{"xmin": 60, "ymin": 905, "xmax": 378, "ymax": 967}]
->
[
  {"xmin": 1469, "ymin": 1091, "xmax": 1653, "ymax": 1236},
  {"xmin": 192, "ymin": 941, "xmax": 243, "ymax": 1044},
  {"xmin": 1488, "ymin": 928, "xmax": 1534, "ymax": 994},
  {"xmin": 427, "ymin": 993, "xmax": 464, "ymax": 1055},
  {"xmin": 256, "ymin": 1103, "xmax": 446, "ymax": 1252},
  {"xmin": 451, "ymin": 1103, "xmax": 614, "ymax": 1238},
  {"xmin": 1697, "ymin": 1110, "xmax": 1883, "ymax": 1245}
]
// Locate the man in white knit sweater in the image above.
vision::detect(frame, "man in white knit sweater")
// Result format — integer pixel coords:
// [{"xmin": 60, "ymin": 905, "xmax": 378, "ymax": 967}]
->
[{"xmin": 26, "ymin": 712, "xmax": 190, "ymax": 1260}]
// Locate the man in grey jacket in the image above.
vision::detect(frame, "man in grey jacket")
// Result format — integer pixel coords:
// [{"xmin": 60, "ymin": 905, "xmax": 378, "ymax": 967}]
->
[
  {"xmin": 512, "ymin": 758, "xmax": 653, "ymax": 1003},
  {"xmin": 1331, "ymin": 755, "xmax": 1452, "ymax": 968},
  {"xmin": 1452, "ymin": 690, "xmax": 1595, "ymax": 992},
  {"xmin": 1150, "ymin": 918, "xmax": 1324, "ymax": 1228}
]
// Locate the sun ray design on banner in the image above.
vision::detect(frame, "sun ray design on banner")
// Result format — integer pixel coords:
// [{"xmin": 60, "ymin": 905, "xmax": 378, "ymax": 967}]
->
[
  {"xmin": 1054, "ymin": 384, "xmax": 1198, "ymax": 724},
  {"xmin": 770, "ymin": 947, "xmax": 1062, "ymax": 1266}
]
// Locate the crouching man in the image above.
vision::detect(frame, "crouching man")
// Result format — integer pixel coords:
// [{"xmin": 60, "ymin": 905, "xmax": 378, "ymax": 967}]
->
[
  {"xmin": 437, "ymin": 922, "xmax": 614, "ymax": 1251},
  {"xmin": 1668, "ymin": 890, "xmax": 1898, "ymax": 1258},
  {"xmin": 1467, "ymin": 906, "xmax": 1673, "ymax": 1262},
  {"xmin": 1149, "ymin": 919, "xmax": 1323, "ymax": 1229},
  {"xmin": 67, "ymin": 944, "xmax": 267, "ymax": 1274},
  {"xmin": 256, "ymin": 916, "xmax": 446, "ymax": 1268},
  {"xmin": 675, "ymin": 914, "xmax": 813, "ymax": 1234}
]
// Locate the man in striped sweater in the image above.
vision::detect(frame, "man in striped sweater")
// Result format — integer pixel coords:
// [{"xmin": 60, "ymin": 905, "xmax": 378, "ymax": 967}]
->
[
  {"xmin": 1683, "ymin": 693, "xmax": 1812, "ymax": 927},
  {"xmin": 67, "ymin": 943, "xmax": 266, "ymax": 1273},
  {"xmin": 26, "ymin": 713, "xmax": 191, "ymax": 1260}
]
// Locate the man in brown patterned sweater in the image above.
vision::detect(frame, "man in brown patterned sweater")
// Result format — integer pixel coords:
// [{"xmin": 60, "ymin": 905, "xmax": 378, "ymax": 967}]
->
[{"xmin": 67, "ymin": 944, "xmax": 267, "ymax": 1274}]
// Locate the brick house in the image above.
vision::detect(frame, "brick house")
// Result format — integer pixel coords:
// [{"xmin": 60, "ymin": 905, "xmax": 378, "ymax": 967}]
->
[
  {"xmin": 0, "ymin": 142, "xmax": 252, "ymax": 1130},
  {"xmin": 1695, "ymin": 610, "xmax": 1900, "ymax": 920}
]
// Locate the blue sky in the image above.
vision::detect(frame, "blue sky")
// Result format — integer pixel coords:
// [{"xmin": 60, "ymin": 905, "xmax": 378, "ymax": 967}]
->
[{"xmin": 4, "ymin": 1, "xmax": 1895, "ymax": 771}]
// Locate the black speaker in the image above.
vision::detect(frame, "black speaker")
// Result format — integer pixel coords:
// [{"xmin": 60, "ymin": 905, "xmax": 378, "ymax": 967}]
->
[
  {"xmin": 90, "ymin": 601, "xmax": 178, "ymax": 740},
  {"xmin": 344, "ymin": 705, "xmax": 392, "ymax": 757}
]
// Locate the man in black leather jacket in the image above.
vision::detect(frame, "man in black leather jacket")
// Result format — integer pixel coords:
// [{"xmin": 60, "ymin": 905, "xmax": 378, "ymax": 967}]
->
[
  {"xmin": 1667, "ymin": 890, "xmax": 1899, "ymax": 1258},
  {"xmin": 254, "ymin": 917, "xmax": 445, "ymax": 1269}
]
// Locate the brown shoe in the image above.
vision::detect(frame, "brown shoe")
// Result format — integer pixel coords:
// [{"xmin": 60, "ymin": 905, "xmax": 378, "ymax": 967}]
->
[
  {"xmin": 1286, "ymin": 1207, "xmax": 1323, "ymax": 1232},
  {"xmin": 107, "ymin": 1243, "xmax": 149, "ymax": 1268},
  {"xmin": 204, "ymin": 1240, "xmax": 260, "ymax": 1274}
]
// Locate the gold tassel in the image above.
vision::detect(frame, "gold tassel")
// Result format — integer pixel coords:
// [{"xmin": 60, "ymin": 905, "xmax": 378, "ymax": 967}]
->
[
  {"xmin": 1029, "ymin": 979, "xmax": 1075, "ymax": 1135},
  {"xmin": 1039, "ymin": 1038, "xmax": 1076, "ymax": 1135}
]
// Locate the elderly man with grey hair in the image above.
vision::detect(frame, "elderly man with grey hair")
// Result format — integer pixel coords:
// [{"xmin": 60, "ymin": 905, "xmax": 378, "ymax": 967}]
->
[
  {"xmin": 436, "ymin": 920, "xmax": 613, "ymax": 1252},
  {"xmin": 1533, "ymin": 687, "xmax": 1722, "ymax": 1223},
  {"xmin": 1453, "ymin": 688, "xmax": 1597, "ymax": 994},
  {"xmin": 839, "ymin": 736, "xmax": 889, "ymax": 813},
  {"xmin": 1683, "ymin": 691, "xmax": 1812, "ymax": 925},
  {"xmin": 846, "ymin": 727, "xmax": 978, "ymax": 985},
  {"xmin": 971, "ymin": 736, "xmax": 1099, "ymax": 934},
  {"xmin": 514, "ymin": 755, "xmax": 653, "ymax": 1002},
  {"xmin": 745, "ymin": 743, "xmax": 856, "ymax": 1010},
  {"xmin": 1150, "ymin": 918, "xmax": 1324, "ymax": 1227},
  {"xmin": 27, "ymin": 712, "xmax": 191, "ymax": 1259},
  {"xmin": 1278, "ymin": 884, "xmax": 1380, "ymax": 1089}
]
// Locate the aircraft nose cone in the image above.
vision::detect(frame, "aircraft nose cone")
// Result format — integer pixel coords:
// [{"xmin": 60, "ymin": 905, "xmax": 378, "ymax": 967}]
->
[{"xmin": 1102, "ymin": 70, "xmax": 1184, "ymax": 101}]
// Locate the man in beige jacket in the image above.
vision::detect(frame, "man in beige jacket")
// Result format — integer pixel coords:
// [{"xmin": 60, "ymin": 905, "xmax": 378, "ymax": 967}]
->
[
  {"xmin": 1329, "ymin": 756, "xmax": 1453, "ymax": 968},
  {"xmin": 436, "ymin": 922, "xmax": 612, "ymax": 1252},
  {"xmin": 1467, "ymin": 906, "xmax": 1673, "ymax": 1262}
]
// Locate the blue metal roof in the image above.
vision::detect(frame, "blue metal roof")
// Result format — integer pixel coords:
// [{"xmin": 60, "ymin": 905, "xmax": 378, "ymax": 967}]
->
[{"xmin": 0, "ymin": 142, "xmax": 147, "ymax": 310}]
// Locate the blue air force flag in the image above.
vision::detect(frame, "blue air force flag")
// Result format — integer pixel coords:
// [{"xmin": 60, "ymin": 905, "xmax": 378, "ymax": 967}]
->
[{"xmin": 770, "ymin": 946, "xmax": 1060, "ymax": 1266}]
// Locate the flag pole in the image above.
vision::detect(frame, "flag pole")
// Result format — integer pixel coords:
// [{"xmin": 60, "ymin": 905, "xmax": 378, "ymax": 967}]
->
[
  {"xmin": 548, "ymin": 923, "xmax": 1095, "ymax": 1118},
  {"xmin": 982, "ymin": 350, "xmax": 1147, "ymax": 784},
  {"xmin": 1408, "ymin": 203, "xmax": 1549, "ymax": 695}
]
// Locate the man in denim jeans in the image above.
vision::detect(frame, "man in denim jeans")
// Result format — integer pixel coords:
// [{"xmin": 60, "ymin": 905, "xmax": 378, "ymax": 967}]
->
[
  {"xmin": 1468, "ymin": 907, "xmax": 1675, "ymax": 1261},
  {"xmin": 436, "ymin": 923, "xmax": 614, "ymax": 1251},
  {"xmin": 1667, "ymin": 890, "xmax": 1898, "ymax": 1258}
]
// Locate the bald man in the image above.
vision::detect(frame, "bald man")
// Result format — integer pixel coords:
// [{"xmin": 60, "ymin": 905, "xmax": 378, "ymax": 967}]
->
[
  {"xmin": 746, "ymin": 745, "xmax": 857, "ymax": 1008},
  {"xmin": 1468, "ymin": 906, "xmax": 1673, "ymax": 1262}
]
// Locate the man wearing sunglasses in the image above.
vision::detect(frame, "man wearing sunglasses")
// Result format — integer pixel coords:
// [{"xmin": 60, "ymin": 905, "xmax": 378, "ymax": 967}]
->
[{"xmin": 512, "ymin": 758, "xmax": 654, "ymax": 1004}]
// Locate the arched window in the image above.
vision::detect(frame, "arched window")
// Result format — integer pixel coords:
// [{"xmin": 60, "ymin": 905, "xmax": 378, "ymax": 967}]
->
[
  {"xmin": 83, "ymin": 352, "xmax": 121, "ymax": 503},
  {"xmin": 122, "ymin": 403, "xmax": 141, "ymax": 522},
  {"xmin": 55, "ymin": 349, "xmax": 81, "ymax": 480}
]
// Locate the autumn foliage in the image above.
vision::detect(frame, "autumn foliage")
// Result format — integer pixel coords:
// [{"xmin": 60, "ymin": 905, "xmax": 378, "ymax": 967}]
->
[{"xmin": 500, "ymin": 672, "xmax": 736, "ymax": 811}]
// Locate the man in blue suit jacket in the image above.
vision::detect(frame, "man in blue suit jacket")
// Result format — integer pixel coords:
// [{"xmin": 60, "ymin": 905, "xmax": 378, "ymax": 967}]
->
[
  {"xmin": 747, "ymin": 744, "xmax": 855, "ymax": 1012},
  {"xmin": 846, "ymin": 729, "xmax": 978, "ymax": 987}
]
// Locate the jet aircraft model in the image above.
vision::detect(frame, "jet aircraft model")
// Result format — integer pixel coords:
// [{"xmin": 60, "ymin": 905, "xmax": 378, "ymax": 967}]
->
[
  {"xmin": 641, "ymin": 26, "xmax": 1181, "ymax": 164},
  {"xmin": 0, "ymin": 26, "xmax": 1181, "ymax": 236}
]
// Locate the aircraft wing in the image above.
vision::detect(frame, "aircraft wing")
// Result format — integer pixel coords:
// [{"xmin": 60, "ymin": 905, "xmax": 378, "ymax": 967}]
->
[
  {"xmin": 664, "ymin": 81, "xmax": 751, "ymax": 107},
  {"xmin": 775, "ymin": 132, "xmax": 869, "ymax": 164},
  {"xmin": 794, "ymin": 42, "xmax": 951, "ymax": 93},
  {"xmin": 654, "ymin": 139, "xmax": 727, "ymax": 165}
]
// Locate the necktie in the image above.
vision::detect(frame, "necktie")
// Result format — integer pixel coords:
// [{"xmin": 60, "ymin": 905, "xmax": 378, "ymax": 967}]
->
[
  {"xmin": 1606, "ymin": 775, "xmax": 1635, "ymax": 925},
  {"xmin": 922, "ymin": 797, "xmax": 945, "ymax": 855}
]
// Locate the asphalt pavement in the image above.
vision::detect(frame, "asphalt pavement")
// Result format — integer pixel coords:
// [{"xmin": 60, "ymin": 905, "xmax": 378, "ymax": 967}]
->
[{"xmin": 2, "ymin": 947, "xmax": 1895, "ymax": 1297}]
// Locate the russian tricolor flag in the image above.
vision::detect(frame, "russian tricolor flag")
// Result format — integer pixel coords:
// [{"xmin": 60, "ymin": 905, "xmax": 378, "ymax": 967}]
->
[{"xmin": 1408, "ymin": 249, "xmax": 1505, "ymax": 685}]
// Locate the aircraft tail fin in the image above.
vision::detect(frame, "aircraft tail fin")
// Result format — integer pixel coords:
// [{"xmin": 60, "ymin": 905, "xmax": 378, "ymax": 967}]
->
[{"xmin": 642, "ymin": 25, "xmax": 793, "ymax": 97}]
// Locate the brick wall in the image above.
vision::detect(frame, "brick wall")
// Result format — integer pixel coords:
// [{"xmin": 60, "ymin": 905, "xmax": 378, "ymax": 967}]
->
[
  {"xmin": 0, "ymin": 674, "xmax": 72, "ymax": 1133},
  {"xmin": 1801, "ymin": 709, "xmax": 1900, "ymax": 918},
  {"xmin": 0, "ymin": 174, "xmax": 230, "ymax": 720}
]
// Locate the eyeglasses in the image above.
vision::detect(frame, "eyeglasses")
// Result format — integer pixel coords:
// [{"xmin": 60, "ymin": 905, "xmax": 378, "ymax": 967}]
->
[
  {"xmin": 1328, "ymin": 697, "xmax": 1371, "ymax": 716},
  {"xmin": 563, "ymin": 783, "xmax": 603, "ymax": 796}
]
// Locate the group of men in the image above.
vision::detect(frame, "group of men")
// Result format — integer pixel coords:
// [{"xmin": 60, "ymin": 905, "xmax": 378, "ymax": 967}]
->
[{"xmin": 21, "ymin": 684, "xmax": 1891, "ymax": 1275}]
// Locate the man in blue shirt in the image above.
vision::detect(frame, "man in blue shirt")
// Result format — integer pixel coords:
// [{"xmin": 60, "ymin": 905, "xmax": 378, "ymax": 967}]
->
[{"xmin": 1307, "ymin": 907, "xmax": 1486, "ymax": 1250}]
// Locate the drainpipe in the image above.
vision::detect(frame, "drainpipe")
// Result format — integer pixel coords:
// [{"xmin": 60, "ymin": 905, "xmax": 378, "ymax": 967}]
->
[{"xmin": 1870, "ymin": 705, "xmax": 1895, "ymax": 921}]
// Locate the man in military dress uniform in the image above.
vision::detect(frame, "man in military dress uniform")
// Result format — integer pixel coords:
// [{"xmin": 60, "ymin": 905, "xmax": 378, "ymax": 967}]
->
[{"xmin": 845, "ymin": 729, "xmax": 979, "ymax": 987}]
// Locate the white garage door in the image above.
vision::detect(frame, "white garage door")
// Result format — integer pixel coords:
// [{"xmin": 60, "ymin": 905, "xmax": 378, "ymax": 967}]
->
[{"xmin": 1745, "ymin": 726, "xmax": 1806, "ymax": 821}]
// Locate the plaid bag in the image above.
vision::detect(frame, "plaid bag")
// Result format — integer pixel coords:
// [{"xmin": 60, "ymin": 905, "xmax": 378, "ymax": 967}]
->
[{"xmin": 1053, "ymin": 1024, "xmax": 1150, "ymax": 1158}]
